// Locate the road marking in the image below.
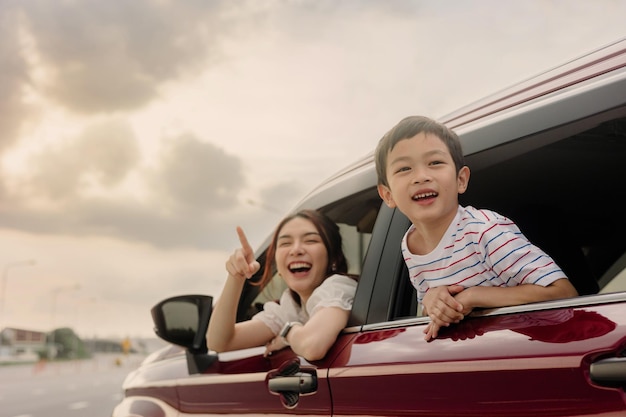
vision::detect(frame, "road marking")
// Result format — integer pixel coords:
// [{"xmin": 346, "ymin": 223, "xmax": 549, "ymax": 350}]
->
[{"xmin": 68, "ymin": 401, "xmax": 89, "ymax": 409}]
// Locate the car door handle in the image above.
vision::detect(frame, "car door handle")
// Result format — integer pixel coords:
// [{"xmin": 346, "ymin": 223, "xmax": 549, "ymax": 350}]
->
[
  {"xmin": 590, "ymin": 357, "xmax": 626, "ymax": 388},
  {"xmin": 266, "ymin": 358, "xmax": 318, "ymax": 409},
  {"xmin": 268, "ymin": 372, "xmax": 317, "ymax": 393}
]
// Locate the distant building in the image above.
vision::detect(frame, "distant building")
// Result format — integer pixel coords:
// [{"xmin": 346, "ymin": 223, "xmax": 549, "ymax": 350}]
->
[{"xmin": 0, "ymin": 327, "xmax": 46, "ymax": 362}]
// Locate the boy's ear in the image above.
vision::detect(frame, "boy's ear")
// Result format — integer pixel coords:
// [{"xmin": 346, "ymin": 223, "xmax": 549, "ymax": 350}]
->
[
  {"xmin": 457, "ymin": 166, "xmax": 471, "ymax": 194},
  {"xmin": 377, "ymin": 184, "xmax": 397, "ymax": 208}
]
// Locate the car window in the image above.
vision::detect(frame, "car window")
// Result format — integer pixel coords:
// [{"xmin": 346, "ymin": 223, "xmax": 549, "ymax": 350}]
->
[
  {"xmin": 598, "ymin": 251, "xmax": 626, "ymax": 294},
  {"xmin": 250, "ymin": 112, "xmax": 626, "ymax": 325},
  {"xmin": 381, "ymin": 112, "xmax": 626, "ymax": 323},
  {"xmin": 247, "ymin": 187, "xmax": 381, "ymax": 319},
  {"xmin": 460, "ymin": 110, "xmax": 626, "ymax": 297},
  {"xmin": 599, "ymin": 269, "xmax": 626, "ymax": 294}
]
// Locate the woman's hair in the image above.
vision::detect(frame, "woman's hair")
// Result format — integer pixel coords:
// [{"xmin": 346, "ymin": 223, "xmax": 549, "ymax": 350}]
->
[{"xmin": 255, "ymin": 209, "xmax": 348, "ymax": 301}]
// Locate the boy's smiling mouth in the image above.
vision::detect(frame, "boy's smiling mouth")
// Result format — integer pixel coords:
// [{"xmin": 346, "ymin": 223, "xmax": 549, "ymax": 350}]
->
[{"xmin": 412, "ymin": 191, "xmax": 438, "ymax": 201}]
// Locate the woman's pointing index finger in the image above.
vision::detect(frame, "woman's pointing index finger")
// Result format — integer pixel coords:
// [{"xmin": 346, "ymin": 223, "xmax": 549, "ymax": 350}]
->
[{"xmin": 236, "ymin": 226, "xmax": 254, "ymax": 260}]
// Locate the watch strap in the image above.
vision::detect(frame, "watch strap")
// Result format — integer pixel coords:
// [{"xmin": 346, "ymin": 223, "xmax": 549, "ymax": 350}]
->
[{"xmin": 279, "ymin": 321, "xmax": 302, "ymax": 345}]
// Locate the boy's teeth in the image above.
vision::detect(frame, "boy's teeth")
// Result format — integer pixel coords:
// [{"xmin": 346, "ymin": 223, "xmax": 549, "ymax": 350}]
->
[{"xmin": 413, "ymin": 192, "xmax": 437, "ymax": 200}]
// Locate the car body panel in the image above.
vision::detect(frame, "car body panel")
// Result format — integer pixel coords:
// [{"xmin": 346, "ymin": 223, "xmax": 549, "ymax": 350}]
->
[
  {"xmin": 118, "ymin": 296, "xmax": 626, "ymax": 416},
  {"xmin": 120, "ymin": 337, "xmax": 361, "ymax": 416},
  {"xmin": 329, "ymin": 301, "xmax": 626, "ymax": 416}
]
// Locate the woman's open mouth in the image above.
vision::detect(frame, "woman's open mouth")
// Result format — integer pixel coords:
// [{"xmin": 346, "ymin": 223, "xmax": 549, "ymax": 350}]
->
[{"xmin": 288, "ymin": 262, "xmax": 312, "ymax": 275}]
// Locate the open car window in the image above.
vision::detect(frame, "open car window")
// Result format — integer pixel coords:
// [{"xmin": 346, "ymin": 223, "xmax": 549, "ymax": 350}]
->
[
  {"xmin": 598, "ymin": 252, "xmax": 626, "ymax": 294},
  {"xmin": 248, "ymin": 111, "xmax": 626, "ymax": 323},
  {"xmin": 386, "ymin": 112, "xmax": 626, "ymax": 321},
  {"xmin": 460, "ymin": 111, "xmax": 626, "ymax": 298},
  {"xmin": 244, "ymin": 188, "xmax": 382, "ymax": 320}
]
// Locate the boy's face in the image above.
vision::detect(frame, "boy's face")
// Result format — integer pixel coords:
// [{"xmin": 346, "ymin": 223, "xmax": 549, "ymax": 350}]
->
[{"xmin": 377, "ymin": 133, "xmax": 469, "ymax": 226}]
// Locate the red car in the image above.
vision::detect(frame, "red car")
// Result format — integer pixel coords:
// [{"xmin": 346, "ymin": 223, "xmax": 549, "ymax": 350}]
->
[{"xmin": 113, "ymin": 38, "xmax": 626, "ymax": 416}]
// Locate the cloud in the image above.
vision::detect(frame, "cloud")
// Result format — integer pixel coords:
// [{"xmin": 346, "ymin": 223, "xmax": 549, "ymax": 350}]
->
[
  {"xmin": 151, "ymin": 134, "xmax": 245, "ymax": 213},
  {"xmin": 258, "ymin": 181, "xmax": 301, "ymax": 214},
  {"xmin": 3, "ymin": 0, "xmax": 625, "ymax": 252},
  {"xmin": 0, "ymin": 124, "xmax": 260, "ymax": 249},
  {"xmin": 0, "ymin": 1, "xmax": 309, "ymax": 252},
  {"xmin": 0, "ymin": 4, "xmax": 33, "ymax": 151},
  {"xmin": 12, "ymin": 0, "xmax": 229, "ymax": 114},
  {"xmin": 24, "ymin": 118, "xmax": 139, "ymax": 201}
]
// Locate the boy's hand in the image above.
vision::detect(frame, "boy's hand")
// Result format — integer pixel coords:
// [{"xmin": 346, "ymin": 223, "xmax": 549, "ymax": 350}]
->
[
  {"xmin": 225, "ymin": 226, "xmax": 261, "ymax": 281},
  {"xmin": 422, "ymin": 285, "xmax": 465, "ymax": 341},
  {"xmin": 452, "ymin": 287, "xmax": 477, "ymax": 316},
  {"xmin": 423, "ymin": 322, "xmax": 441, "ymax": 342}
]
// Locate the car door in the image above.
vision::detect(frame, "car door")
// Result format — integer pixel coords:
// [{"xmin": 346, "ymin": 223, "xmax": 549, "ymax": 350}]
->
[
  {"xmin": 174, "ymin": 346, "xmax": 336, "ymax": 415},
  {"xmin": 324, "ymin": 206, "xmax": 626, "ymax": 416},
  {"xmin": 326, "ymin": 304, "xmax": 626, "ymax": 416}
]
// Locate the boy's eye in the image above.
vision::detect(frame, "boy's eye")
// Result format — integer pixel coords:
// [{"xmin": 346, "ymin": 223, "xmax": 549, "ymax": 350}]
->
[{"xmin": 394, "ymin": 166, "xmax": 411, "ymax": 174}]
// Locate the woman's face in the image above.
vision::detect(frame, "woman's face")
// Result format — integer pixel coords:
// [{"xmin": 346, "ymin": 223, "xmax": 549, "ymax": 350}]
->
[{"xmin": 274, "ymin": 217, "xmax": 329, "ymax": 300}]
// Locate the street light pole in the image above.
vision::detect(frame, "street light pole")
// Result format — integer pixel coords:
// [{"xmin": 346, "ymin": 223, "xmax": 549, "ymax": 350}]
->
[{"xmin": 0, "ymin": 259, "xmax": 36, "ymax": 329}]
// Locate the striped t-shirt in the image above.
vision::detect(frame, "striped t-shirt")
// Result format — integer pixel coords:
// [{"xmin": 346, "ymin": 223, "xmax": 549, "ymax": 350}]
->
[{"xmin": 402, "ymin": 205, "xmax": 566, "ymax": 304}]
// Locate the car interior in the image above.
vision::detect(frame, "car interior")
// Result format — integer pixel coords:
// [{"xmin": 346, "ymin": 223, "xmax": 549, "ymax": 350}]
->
[{"xmin": 461, "ymin": 110, "xmax": 626, "ymax": 298}]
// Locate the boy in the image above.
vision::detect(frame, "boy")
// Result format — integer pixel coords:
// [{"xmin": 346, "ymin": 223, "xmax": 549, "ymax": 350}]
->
[{"xmin": 375, "ymin": 115, "xmax": 578, "ymax": 341}]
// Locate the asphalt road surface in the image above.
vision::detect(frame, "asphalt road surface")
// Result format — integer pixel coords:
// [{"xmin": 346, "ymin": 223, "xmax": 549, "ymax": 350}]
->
[{"xmin": 0, "ymin": 354, "xmax": 144, "ymax": 417}]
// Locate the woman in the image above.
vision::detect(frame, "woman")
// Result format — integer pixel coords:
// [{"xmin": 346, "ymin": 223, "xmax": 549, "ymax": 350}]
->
[{"xmin": 207, "ymin": 209, "xmax": 357, "ymax": 361}]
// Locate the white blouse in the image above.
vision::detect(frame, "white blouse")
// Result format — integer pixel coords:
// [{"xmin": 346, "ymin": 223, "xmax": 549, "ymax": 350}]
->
[{"xmin": 251, "ymin": 274, "xmax": 357, "ymax": 335}]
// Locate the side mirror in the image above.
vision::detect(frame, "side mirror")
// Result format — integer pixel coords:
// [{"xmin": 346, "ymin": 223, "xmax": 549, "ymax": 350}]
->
[{"xmin": 151, "ymin": 294, "xmax": 217, "ymax": 374}]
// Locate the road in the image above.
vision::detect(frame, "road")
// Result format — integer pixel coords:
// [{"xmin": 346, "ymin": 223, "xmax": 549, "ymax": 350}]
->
[{"xmin": 0, "ymin": 354, "xmax": 145, "ymax": 417}]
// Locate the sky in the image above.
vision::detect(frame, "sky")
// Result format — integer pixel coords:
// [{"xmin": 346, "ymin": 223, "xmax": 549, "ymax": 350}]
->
[{"xmin": 1, "ymin": 0, "xmax": 625, "ymax": 340}]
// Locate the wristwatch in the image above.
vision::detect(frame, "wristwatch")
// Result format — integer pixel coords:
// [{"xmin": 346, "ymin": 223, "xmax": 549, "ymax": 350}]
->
[{"xmin": 279, "ymin": 321, "xmax": 302, "ymax": 346}]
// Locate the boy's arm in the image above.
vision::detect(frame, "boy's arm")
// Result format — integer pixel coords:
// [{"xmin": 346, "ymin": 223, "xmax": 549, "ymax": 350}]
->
[
  {"xmin": 423, "ymin": 279, "xmax": 578, "ymax": 341},
  {"xmin": 422, "ymin": 285, "xmax": 465, "ymax": 322},
  {"xmin": 454, "ymin": 278, "xmax": 578, "ymax": 311}
]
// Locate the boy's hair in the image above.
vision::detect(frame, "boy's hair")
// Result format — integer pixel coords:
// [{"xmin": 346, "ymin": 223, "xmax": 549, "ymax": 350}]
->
[{"xmin": 375, "ymin": 115, "xmax": 465, "ymax": 187}]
